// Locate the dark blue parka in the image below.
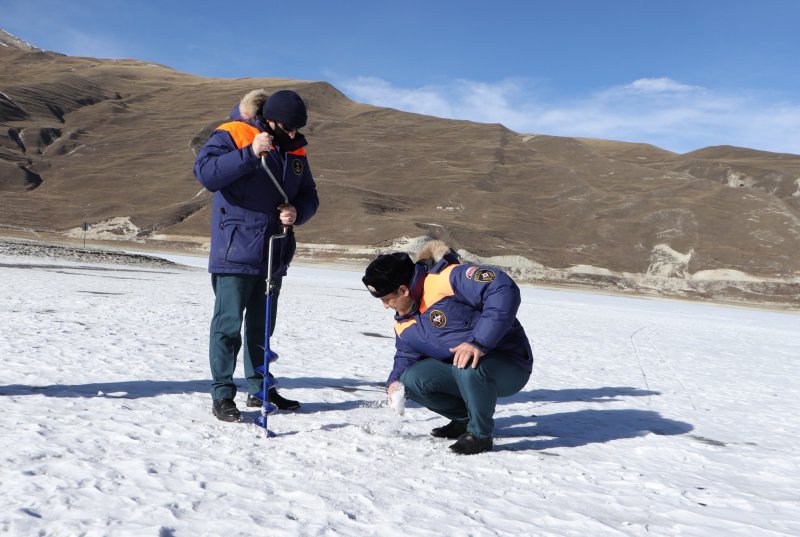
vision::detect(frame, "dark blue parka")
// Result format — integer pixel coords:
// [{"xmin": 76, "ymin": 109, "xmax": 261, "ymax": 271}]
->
[
  {"xmin": 193, "ymin": 110, "xmax": 319, "ymax": 277},
  {"xmin": 387, "ymin": 255, "xmax": 534, "ymax": 386}
]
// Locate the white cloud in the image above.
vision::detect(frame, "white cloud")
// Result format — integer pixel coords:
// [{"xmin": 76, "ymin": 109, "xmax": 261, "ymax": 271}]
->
[
  {"xmin": 335, "ymin": 76, "xmax": 800, "ymax": 155},
  {"xmin": 621, "ymin": 77, "xmax": 703, "ymax": 94},
  {"xmin": 337, "ymin": 76, "xmax": 528, "ymax": 127}
]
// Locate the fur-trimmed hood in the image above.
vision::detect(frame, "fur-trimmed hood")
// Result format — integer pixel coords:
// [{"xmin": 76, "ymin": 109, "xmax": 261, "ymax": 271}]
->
[
  {"xmin": 237, "ymin": 89, "xmax": 270, "ymax": 120},
  {"xmin": 416, "ymin": 240, "xmax": 453, "ymax": 263}
]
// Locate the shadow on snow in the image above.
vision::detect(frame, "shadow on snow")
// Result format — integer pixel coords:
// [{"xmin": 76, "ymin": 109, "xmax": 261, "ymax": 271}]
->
[
  {"xmin": 0, "ymin": 377, "xmax": 385, "ymax": 410},
  {"xmin": 504, "ymin": 386, "xmax": 661, "ymax": 405},
  {"xmin": 1, "ymin": 380, "xmax": 693, "ymax": 449},
  {"xmin": 492, "ymin": 386, "xmax": 693, "ymax": 451},
  {"xmin": 494, "ymin": 408, "xmax": 693, "ymax": 451}
]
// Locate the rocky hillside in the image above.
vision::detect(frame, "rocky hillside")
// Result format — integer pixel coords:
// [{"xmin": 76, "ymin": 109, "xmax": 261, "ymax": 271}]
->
[{"xmin": 2, "ymin": 30, "xmax": 799, "ymax": 307}]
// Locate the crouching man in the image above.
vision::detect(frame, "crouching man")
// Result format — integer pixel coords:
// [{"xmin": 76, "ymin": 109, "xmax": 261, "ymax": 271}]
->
[{"xmin": 362, "ymin": 241, "xmax": 533, "ymax": 454}]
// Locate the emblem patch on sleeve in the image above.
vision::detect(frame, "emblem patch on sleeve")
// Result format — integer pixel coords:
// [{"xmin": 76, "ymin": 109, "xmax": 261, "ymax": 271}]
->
[
  {"xmin": 473, "ymin": 269, "xmax": 496, "ymax": 283},
  {"xmin": 429, "ymin": 309, "xmax": 447, "ymax": 328},
  {"xmin": 292, "ymin": 159, "xmax": 304, "ymax": 175},
  {"xmin": 465, "ymin": 266, "xmax": 478, "ymax": 279}
]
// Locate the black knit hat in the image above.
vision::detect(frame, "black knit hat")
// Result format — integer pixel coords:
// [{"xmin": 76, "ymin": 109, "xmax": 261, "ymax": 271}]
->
[
  {"xmin": 362, "ymin": 253, "xmax": 415, "ymax": 298},
  {"xmin": 261, "ymin": 90, "xmax": 307, "ymax": 129}
]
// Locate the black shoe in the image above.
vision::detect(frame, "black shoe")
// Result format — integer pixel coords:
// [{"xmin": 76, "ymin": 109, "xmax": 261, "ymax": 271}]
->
[
  {"xmin": 449, "ymin": 432, "xmax": 493, "ymax": 455},
  {"xmin": 246, "ymin": 394, "xmax": 263, "ymax": 408},
  {"xmin": 431, "ymin": 420, "xmax": 468, "ymax": 439},
  {"xmin": 268, "ymin": 388, "xmax": 300, "ymax": 411},
  {"xmin": 212, "ymin": 398, "xmax": 241, "ymax": 422}
]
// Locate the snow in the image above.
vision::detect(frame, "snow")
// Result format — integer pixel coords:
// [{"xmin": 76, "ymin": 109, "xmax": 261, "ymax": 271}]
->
[
  {"xmin": 1, "ymin": 251, "xmax": 798, "ymax": 536},
  {"xmin": 388, "ymin": 383, "xmax": 406, "ymax": 416}
]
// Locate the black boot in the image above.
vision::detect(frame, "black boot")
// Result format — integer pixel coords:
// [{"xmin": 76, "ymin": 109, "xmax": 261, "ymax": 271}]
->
[
  {"xmin": 449, "ymin": 432, "xmax": 493, "ymax": 455},
  {"xmin": 212, "ymin": 398, "xmax": 241, "ymax": 422},
  {"xmin": 430, "ymin": 420, "xmax": 468, "ymax": 439},
  {"xmin": 245, "ymin": 394, "xmax": 263, "ymax": 408},
  {"xmin": 267, "ymin": 388, "xmax": 300, "ymax": 411}
]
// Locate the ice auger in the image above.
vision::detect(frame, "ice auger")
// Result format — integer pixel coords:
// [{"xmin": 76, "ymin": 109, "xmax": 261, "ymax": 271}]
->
[{"xmin": 253, "ymin": 154, "xmax": 292, "ymax": 436}]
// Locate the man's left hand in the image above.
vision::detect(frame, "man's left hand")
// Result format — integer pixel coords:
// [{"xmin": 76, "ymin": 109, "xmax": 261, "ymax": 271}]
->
[
  {"xmin": 278, "ymin": 204, "xmax": 297, "ymax": 226},
  {"xmin": 449, "ymin": 342, "xmax": 485, "ymax": 369}
]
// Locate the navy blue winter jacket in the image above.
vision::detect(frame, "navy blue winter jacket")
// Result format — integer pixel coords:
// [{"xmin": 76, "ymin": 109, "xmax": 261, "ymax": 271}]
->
[
  {"xmin": 193, "ymin": 112, "xmax": 319, "ymax": 277},
  {"xmin": 387, "ymin": 256, "xmax": 534, "ymax": 386}
]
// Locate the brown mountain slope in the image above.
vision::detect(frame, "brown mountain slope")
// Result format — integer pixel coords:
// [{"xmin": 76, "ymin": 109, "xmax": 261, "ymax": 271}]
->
[{"xmin": 1, "ymin": 37, "xmax": 799, "ymax": 307}]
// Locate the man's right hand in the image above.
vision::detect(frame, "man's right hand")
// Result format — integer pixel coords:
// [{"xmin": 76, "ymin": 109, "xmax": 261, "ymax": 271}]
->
[{"xmin": 252, "ymin": 132, "xmax": 274, "ymax": 156}]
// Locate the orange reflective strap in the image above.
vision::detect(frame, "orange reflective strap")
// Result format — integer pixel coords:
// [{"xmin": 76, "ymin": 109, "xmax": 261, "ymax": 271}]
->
[
  {"xmin": 419, "ymin": 265, "xmax": 456, "ymax": 314},
  {"xmin": 395, "ymin": 319, "xmax": 417, "ymax": 336},
  {"xmin": 288, "ymin": 148, "xmax": 307, "ymax": 156},
  {"xmin": 216, "ymin": 121, "xmax": 260, "ymax": 149}
]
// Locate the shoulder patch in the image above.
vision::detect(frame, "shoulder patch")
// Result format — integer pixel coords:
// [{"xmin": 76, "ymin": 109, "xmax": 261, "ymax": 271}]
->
[
  {"xmin": 292, "ymin": 159, "xmax": 303, "ymax": 175},
  {"xmin": 473, "ymin": 269, "xmax": 496, "ymax": 283},
  {"xmin": 465, "ymin": 266, "xmax": 478, "ymax": 279},
  {"xmin": 429, "ymin": 309, "xmax": 447, "ymax": 328}
]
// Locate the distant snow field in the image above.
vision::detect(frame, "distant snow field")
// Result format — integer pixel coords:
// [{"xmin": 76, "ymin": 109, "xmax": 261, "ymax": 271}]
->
[{"xmin": 0, "ymin": 251, "xmax": 798, "ymax": 536}]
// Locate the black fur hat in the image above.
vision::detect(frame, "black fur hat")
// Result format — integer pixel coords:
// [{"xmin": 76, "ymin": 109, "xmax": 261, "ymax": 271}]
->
[{"xmin": 362, "ymin": 253, "xmax": 414, "ymax": 298}]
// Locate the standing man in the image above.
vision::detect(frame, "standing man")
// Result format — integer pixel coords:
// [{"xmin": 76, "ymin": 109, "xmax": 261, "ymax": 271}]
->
[
  {"xmin": 194, "ymin": 89, "xmax": 319, "ymax": 422},
  {"xmin": 362, "ymin": 240, "xmax": 533, "ymax": 454}
]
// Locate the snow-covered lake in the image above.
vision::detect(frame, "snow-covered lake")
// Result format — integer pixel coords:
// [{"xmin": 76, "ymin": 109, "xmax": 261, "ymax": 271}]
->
[{"xmin": 1, "ymin": 252, "xmax": 798, "ymax": 536}]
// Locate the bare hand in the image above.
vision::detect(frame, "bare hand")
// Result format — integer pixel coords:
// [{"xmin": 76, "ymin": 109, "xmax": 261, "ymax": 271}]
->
[
  {"xmin": 252, "ymin": 132, "xmax": 274, "ymax": 156},
  {"xmin": 278, "ymin": 204, "xmax": 297, "ymax": 226},
  {"xmin": 449, "ymin": 342, "xmax": 485, "ymax": 369}
]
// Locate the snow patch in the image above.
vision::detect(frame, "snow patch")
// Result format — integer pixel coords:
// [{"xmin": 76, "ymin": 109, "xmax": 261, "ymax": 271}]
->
[
  {"xmin": 689, "ymin": 269, "xmax": 798, "ymax": 283},
  {"xmin": 566, "ymin": 265, "xmax": 618, "ymax": 277},
  {"xmin": 726, "ymin": 169, "xmax": 756, "ymax": 188},
  {"xmin": 65, "ymin": 217, "xmax": 142, "ymax": 242},
  {"xmin": 646, "ymin": 244, "xmax": 692, "ymax": 278},
  {"xmin": 793, "ymin": 178, "xmax": 800, "ymax": 197}
]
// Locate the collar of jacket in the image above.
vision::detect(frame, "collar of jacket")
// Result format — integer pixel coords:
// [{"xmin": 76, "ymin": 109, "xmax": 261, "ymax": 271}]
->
[{"xmin": 393, "ymin": 257, "xmax": 456, "ymax": 321}]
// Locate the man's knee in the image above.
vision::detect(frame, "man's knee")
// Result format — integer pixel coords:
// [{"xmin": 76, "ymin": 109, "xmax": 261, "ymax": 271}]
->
[{"xmin": 454, "ymin": 364, "xmax": 489, "ymax": 385}]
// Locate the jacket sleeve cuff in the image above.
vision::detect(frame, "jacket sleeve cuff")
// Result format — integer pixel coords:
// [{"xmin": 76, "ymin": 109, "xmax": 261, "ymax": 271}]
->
[{"xmin": 468, "ymin": 337, "xmax": 490, "ymax": 353}]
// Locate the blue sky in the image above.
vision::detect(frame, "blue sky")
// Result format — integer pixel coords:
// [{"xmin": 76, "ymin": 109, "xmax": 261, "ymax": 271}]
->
[{"xmin": 4, "ymin": 0, "xmax": 800, "ymax": 154}]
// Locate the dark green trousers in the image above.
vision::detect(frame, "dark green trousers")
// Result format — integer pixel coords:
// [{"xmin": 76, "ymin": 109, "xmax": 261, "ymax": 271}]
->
[
  {"xmin": 400, "ymin": 352, "xmax": 530, "ymax": 439},
  {"xmin": 209, "ymin": 274, "xmax": 281, "ymax": 400}
]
